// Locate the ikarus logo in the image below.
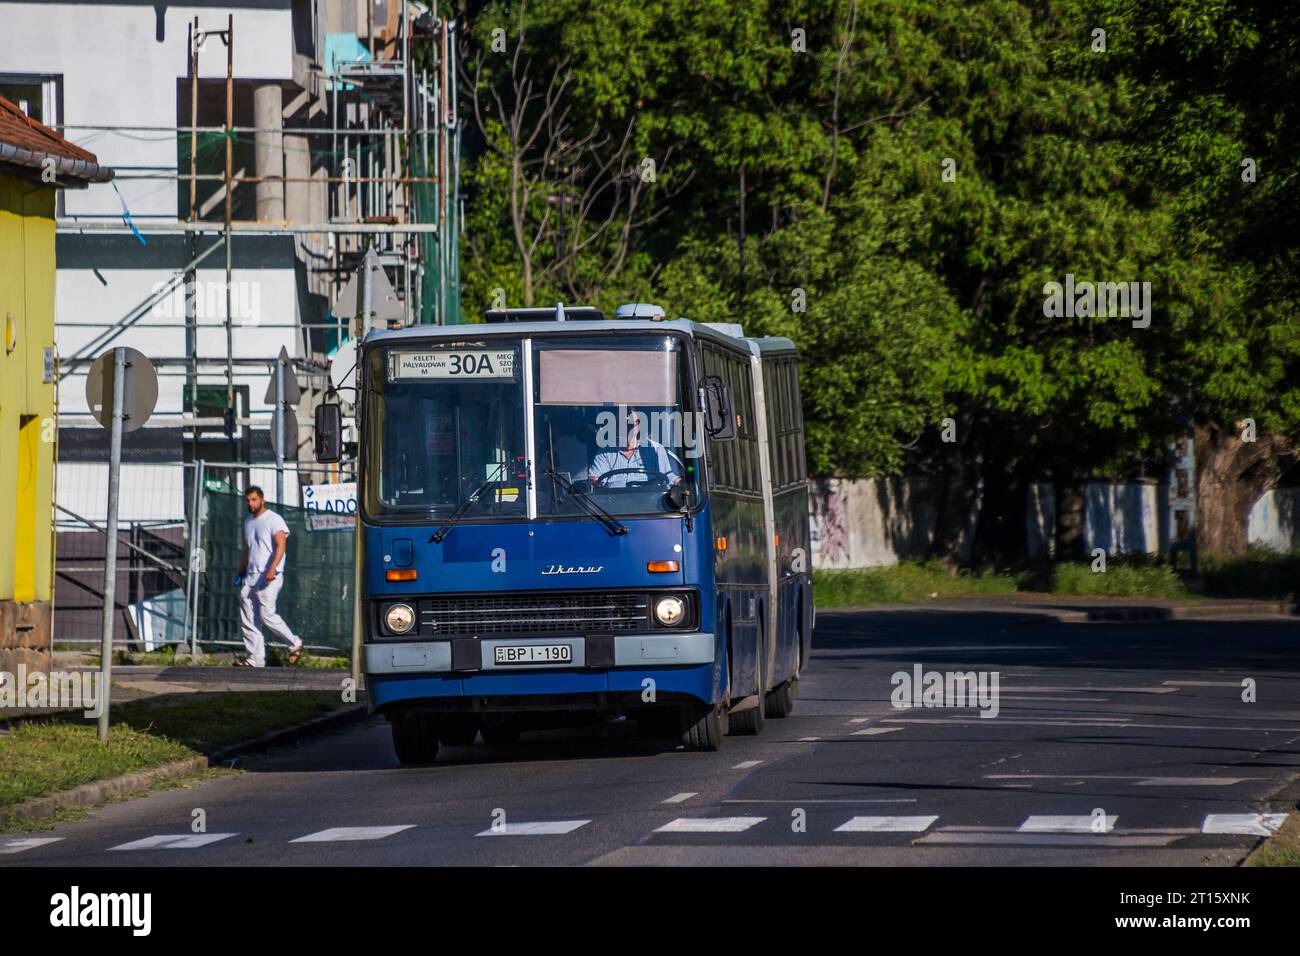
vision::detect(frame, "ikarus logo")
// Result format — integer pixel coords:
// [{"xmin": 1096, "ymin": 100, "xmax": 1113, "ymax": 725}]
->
[{"xmin": 540, "ymin": 565, "xmax": 604, "ymax": 575}]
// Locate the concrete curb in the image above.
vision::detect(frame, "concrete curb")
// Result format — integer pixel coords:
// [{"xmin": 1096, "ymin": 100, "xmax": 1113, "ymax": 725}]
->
[
  {"xmin": 819, "ymin": 598, "xmax": 1296, "ymax": 624},
  {"xmin": 2, "ymin": 704, "xmax": 369, "ymax": 828}
]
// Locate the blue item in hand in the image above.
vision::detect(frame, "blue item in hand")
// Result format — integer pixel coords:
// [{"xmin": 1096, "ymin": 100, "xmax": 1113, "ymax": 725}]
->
[{"xmin": 234, "ymin": 573, "xmax": 245, "ymax": 587}]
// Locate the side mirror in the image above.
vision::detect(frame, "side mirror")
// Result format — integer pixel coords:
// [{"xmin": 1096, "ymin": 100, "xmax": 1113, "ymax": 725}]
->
[
  {"xmin": 665, "ymin": 483, "xmax": 689, "ymax": 511},
  {"xmin": 699, "ymin": 378, "xmax": 737, "ymax": 441},
  {"xmin": 315, "ymin": 403, "xmax": 343, "ymax": 463}
]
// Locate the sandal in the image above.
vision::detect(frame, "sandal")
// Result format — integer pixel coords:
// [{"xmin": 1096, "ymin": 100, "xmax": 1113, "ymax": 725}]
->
[{"xmin": 232, "ymin": 658, "xmax": 254, "ymax": 667}]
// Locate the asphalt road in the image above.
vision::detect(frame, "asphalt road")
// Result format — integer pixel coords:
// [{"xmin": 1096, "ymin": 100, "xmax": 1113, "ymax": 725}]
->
[{"xmin": 7, "ymin": 607, "xmax": 1300, "ymax": 867}]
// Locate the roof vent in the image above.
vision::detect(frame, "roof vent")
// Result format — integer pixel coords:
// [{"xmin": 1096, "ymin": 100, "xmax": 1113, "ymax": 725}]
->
[{"xmin": 614, "ymin": 302, "xmax": 667, "ymax": 321}]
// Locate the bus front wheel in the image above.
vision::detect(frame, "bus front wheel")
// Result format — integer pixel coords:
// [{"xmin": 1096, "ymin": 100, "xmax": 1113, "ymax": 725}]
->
[
  {"xmin": 482, "ymin": 721, "xmax": 521, "ymax": 747},
  {"xmin": 682, "ymin": 702, "xmax": 727, "ymax": 751},
  {"xmin": 391, "ymin": 713, "xmax": 440, "ymax": 765}
]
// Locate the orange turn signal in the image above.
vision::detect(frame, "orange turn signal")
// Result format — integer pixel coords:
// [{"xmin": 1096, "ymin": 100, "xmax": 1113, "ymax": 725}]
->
[
  {"xmin": 386, "ymin": 569, "xmax": 418, "ymax": 581},
  {"xmin": 647, "ymin": 560, "xmax": 680, "ymax": 573},
  {"xmin": 715, "ymin": 536, "xmax": 727, "ymax": 551}
]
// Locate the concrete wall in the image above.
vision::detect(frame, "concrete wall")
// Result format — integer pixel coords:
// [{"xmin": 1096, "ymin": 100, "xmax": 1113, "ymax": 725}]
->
[{"xmin": 811, "ymin": 477, "xmax": 1299, "ymax": 569}]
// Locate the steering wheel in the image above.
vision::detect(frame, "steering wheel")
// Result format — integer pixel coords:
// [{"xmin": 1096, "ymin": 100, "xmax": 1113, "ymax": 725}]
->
[{"xmin": 591, "ymin": 467, "xmax": 676, "ymax": 489}]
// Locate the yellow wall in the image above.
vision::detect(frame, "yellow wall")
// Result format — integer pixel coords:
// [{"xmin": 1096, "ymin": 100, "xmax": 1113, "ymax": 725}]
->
[{"xmin": 0, "ymin": 172, "xmax": 57, "ymax": 604}]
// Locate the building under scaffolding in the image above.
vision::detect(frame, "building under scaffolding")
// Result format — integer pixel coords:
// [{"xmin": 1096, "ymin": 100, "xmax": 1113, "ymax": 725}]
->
[{"xmin": 0, "ymin": 0, "xmax": 461, "ymax": 646}]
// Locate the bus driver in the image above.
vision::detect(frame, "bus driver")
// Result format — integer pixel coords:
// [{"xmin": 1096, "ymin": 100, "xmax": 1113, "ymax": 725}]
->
[{"xmin": 589, "ymin": 407, "xmax": 684, "ymax": 489}]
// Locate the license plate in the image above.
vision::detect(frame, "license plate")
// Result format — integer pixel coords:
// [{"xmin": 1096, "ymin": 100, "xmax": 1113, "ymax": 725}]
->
[{"xmin": 494, "ymin": 643, "xmax": 573, "ymax": 665}]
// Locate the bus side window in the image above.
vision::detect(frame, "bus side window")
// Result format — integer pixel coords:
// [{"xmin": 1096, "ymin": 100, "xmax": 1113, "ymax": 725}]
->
[
  {"xmin": 781, "ymin": 360, "xmax": 796, "ymax": 488},
  {"xmin": 791, "ymin": 360, "xmax": 807, "ymax": 483},
  {"xmin": 703, "ymin": 345, "xmax": 729, "ymax": 489}
]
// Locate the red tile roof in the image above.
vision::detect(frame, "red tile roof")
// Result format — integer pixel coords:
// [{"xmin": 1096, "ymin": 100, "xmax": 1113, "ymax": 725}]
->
[{"xmin": 0, "ymin": 94, "xmax": 112, "ymax": 184}]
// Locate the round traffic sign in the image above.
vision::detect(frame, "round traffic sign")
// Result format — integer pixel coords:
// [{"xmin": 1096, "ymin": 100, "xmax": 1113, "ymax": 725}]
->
[{"xmin": 85, "ymin": 347, "xmax": 158, "ymax": 433}]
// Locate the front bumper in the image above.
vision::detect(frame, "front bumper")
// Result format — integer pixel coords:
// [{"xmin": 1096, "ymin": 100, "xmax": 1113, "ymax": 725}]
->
[{"xmin": 365, "ymin": 631, "xmax": 715, "ymax": 675}]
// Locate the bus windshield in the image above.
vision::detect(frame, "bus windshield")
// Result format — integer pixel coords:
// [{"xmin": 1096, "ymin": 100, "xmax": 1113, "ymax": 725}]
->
[
  {"xmin": 534, "ymin": 334, "xmax": 699, "ymax": 518},
  {"xmin": 364, "ymin": 333, "xmax": 701, "ymax": 522},
  {"xmin": 364, "ymin": 339, "xmax": 528, "ymax": 518}
]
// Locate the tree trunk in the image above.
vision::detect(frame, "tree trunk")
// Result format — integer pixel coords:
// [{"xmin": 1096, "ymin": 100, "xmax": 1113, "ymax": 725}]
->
[
  {"xmin": 971, "ymin": 458, "xmax": 1029, "ymax": 567},
  {"xmin": 929, "ymin": 415, "xmax": 983, "ymax": 567},
  {"xmin": 1054, "ymin": 476, "xmax": 1088, "ymax": 561},
  {"xmin": 1194, "ymin": 423, "xmax": 1287, "ymax": 557}
]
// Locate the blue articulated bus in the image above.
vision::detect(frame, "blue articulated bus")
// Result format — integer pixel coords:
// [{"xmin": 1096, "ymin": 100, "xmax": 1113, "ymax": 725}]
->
[{"xmin": 318, "ymin": 303, "xmax": 812, "ymax": 763}]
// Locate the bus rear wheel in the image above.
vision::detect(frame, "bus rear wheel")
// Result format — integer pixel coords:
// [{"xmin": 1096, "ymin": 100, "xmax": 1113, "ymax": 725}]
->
[
  {"xmin": 391, "ymin": 713, "xmax": 440, "ymax": 765},
  {"xmin": 681, "ymin": 702, "xmax": 727, "ymax": 751},
  {"xmin": 730, "ymin": 696, "xmax": 766, "ymax": 735},
  {"xmin": 764, "ymin": 679, "xmax": 796, "ymax": 718}
]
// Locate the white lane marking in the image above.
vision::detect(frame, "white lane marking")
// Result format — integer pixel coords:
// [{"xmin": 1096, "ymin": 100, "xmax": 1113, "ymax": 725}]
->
[
  {"xmin": 654, "ymin": 817, "xmax": 766, "ymax": 833},
  {"xmin": 1001, "ymin": 686, "xmax": 1178, "ymax": 695},
  {"xmin": 1019, "ymin": 815, "xmax": 1116, "ymax": 833},
  {"xmin": 476, "ymin": 820, "xmax": 590, "ymax": 836},
  {"xmin": 885, "ymin": 718, "xmax": 1300, "ymax": 732},
  {"xmin": 0, "ymin": 837, "xmax": 63, "ymax": 855},
  {"xmin": 848, "ymin": 718, "xmax": 873, "ymax": 724},
  {"xmin": 835, "ymin": 815, "xmax": 939, "ymax": 833},
  {"xmin": 662, "ymin": 792, "xmax": 698, "ymax": 804},
  {"xmin": 732, "ymin": 760, "xmax": 763, "ymax": 769},
  {"xmin": 998, "ymin": 695, "xmax": 1108, "ymax": 702},
  {"xmin": 798, "ymin": 736, "xmax": 822, "ymax": 741},
  {"xmin": 110, "ymin": 833, "xmax": 238, "ymax": 851},
  {"xmin": 918, "ymin": 832, "xmax": 1176, "ymax": 847},
  {"xmin": 291, "ymin": 825, "xmax": 415, "ymax": 843},
  {"xmin": 852, "ymin": 727, "xmax": 902, "ymax": 736},
  {"xmin": 724, "ymin": 798, "xmax": 918, "ymax": 804},
  {"xmin": 1163, "ymin": 680, "xmax": 1244, "ymax": 687},
  {"xmin": 986, "ymin": 774, "xmax": 1257, "ymax": 787},
  {"xmin": 1201, "ymin": 813, "xmax": 1289, "ymax": 836}
]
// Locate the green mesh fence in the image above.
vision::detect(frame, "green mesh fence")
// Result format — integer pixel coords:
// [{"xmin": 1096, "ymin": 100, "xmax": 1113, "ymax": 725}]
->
[{"xmin": 199, "ymin": 489, "xmax": 354, "ymax": 654}]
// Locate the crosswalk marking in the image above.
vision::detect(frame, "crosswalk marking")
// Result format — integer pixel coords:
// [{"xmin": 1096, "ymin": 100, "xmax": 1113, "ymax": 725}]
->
[
  {"xmin": 732, "ymin": 760, "xmax": 763, "ymax": 769},
  {"xmin": 986, "ymin": 774, "xmax": 1256, "ymax": 787},
  {"xmin": 834, "ymin": 815, "xmax": 938, "ymax": 833},
  {"xmin": 110, "ymin": 833, "xmax": 238, "ymax": 851},
  {"xmin": 0, "ymin": 837, "xmax": 63, "ymax": 855},
  {"xmin": 655, "ymin": 817, "xmax": 766, "ymax": 833},
  {"xmin": 852, "ymin": 727, "xmax": 902, "ymax": 736},
  {"xmin": 1201, "ymin": 813, "xmax": 1288, "ymax": 836},
  {"xmin": 476, "ymin": 820, "xmax": 591, "ymax": 836},
  {"xmin": 662, "ymin": 792, "xmax": 698, "ymax": 804},
  {"xmin": 1019, "ymin": 815, "xmax": 1116, "ymax": 833},
  {"xmin": 291, "ymin": 825, "xmax": 415, "ymax": 843},
  {"xmin": 918, "ymin": 832, "xmax": 1176, "ymax": 848}
]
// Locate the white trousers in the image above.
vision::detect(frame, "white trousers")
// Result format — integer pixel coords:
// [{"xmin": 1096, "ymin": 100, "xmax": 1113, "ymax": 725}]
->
[{"xmin": 238, "ymin": 575, "xmax": 301, "ymax": 667}]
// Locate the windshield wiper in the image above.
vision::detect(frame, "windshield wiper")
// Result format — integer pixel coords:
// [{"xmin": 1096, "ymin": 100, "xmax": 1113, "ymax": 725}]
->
[
  {"xmin": 544, "ymin": 468, "xmax": 628, "ymax": 536},
  {"xmin": 430, "ymin": 460, "xmax": 510, "ymax": 543}
]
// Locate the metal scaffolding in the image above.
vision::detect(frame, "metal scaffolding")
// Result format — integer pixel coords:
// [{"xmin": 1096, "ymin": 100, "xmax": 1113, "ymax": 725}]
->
[{"xmin": 52, "ymin": 1, "xmax": 462, "ymax": 490}]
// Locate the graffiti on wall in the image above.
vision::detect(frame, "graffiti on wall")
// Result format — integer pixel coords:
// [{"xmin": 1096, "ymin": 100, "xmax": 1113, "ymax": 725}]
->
[{"xmin": 810, "ymin": 479, "xmax": 849, "ymax": 566}]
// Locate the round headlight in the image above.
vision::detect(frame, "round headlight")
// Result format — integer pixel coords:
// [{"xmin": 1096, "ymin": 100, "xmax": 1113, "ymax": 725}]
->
[
  {"xmin": 384, "ymin": 603, "xmax": 416, "ymax": 635},
  {"xmin": 654, "ymin": 595, "xmax": 686, "ymax": 627}
]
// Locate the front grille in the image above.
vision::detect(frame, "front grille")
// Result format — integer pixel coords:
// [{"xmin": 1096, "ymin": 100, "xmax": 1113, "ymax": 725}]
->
[{"xmin": 419, "ymin": 592, "xmax": 649, "ymax": 635}]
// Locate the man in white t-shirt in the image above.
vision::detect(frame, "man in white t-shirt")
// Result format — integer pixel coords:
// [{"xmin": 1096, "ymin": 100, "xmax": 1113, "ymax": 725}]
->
[{"xmin": 236, "ymin": 486, "xmax": 304, "ymax": 667}]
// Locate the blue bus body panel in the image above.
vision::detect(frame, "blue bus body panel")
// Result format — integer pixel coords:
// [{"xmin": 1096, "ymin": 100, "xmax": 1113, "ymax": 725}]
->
[{"xmin": 366, "ymin": 517, "xmax": 688, "ymax": 595}]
